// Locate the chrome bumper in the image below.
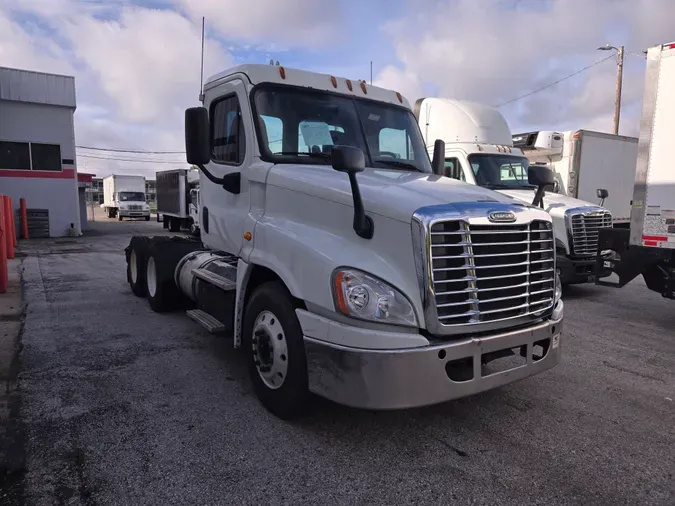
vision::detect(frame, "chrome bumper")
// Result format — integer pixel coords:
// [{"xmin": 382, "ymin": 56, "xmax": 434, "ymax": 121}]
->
[
  {"xmin": 303, "ymin": 303, "xmax": 563, "ymax": 410},
  {"xmin": 119, "ymin": 211, "xmax": 150, "ymax": 217}
]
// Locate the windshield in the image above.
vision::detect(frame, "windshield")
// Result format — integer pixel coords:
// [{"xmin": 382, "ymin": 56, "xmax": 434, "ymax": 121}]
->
[
  {"xmin": 252, "ymin": 85, "xmax": 431, "ymax": 173},
  {"xmin": 467, "ymin": 154, "xmax": 535, "ymax": 190},
  {"xmin": 118, "ymin": 192, "xmax": 145, "ymax": 202}
]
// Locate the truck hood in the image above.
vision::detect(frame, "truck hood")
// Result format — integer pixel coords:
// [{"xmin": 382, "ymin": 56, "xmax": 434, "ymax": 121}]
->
[
  {"xmin": 267, "ymin": 165, "xmax": 522, "ymax": 223},
  {"xmin": 495, "ymin": 188, "xmax": 606, "ymax": 217}
]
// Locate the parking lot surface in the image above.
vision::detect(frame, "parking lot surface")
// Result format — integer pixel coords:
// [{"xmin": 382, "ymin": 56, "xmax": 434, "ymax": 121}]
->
[{"xmin": 5, "ymin": 211, "xmax": 675, "ymax": 505}]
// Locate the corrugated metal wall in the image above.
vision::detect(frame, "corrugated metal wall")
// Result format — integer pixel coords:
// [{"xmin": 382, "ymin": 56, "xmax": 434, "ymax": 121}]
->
[{"xmin": 0, "ymin": 67, "xmax": 76, "ymax": 108}]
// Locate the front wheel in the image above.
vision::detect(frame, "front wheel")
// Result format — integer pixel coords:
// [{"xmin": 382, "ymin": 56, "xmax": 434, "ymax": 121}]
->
[
  {"xmin": 243, "ymin": 281, "xmax": 310, "ymax": 419},
  {"xmin": 145, "ymin": 215, "xmax": 151, "ymax": 221},
  {"xmin": 118, "ymin": 214, "xmax": 123, "ymax": 221}
]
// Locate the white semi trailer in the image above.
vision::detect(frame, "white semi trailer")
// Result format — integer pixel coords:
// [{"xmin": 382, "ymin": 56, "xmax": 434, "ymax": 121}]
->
[
  {"xmin": 512, "ymin": 129, "xmax": 638, "ymax": 226},
  {"xmin": 156, "ymin": 168, "xmax": 200, "ymax": 235},
  {"xmin": 416, "ymin": 98, "xmax": 613, "ymax": 287},
  {"xmin": 124, "ymin": 64, "xmax": 563, "ymax": 419},
  {"xmin": 596, "ymin": 41, "xmax": 675, "ymax": 299},
  {"xmin": 101, "ymin": 174, "xmax": 150, "ymax": 221}
]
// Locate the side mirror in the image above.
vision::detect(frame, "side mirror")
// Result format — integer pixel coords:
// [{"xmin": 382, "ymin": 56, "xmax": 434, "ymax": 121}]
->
[
  {"xmin": 431, "ymin": 139, "xmax": 445, "ymax": 176},
  {"xmin": 528, "ymin": 165, "xmax": 555, "ymax": 208},
  {"xmin": 331, "ymin": 145, "xmax": 365, "ymax": 174},
  {"xmin": 331, "ymin": 145, "xmax": 373, "ymax": 239},
  {"xmin": 597, "ymin": 188, "xmax": 609, "ymax": 207},
  {"xmin": 185, "ymin": 107, "xmax": 210, "ymax": 166}
]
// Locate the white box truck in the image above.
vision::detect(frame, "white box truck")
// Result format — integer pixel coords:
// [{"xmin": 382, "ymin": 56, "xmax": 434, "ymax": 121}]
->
[
  {"xmin": 415, "ymin": 98, "xmax": 613, "ymax": 287},
  {"xmin": 512, "ymin": 129, "xmax": 638, "ymax": 225},
  {"xmin": 596, "ymin": 41, "xmax": 675, "ymax": 299},
  {"xmin": 123, "ymin": 64, "xmax": 563, "ymax": 419},
  {"xmin": 101, "ymin": 174, "xmax": 150, "ymax": 221},
  {"xmin": 156, "ymin": 168, "xmax": 200, "ymax": 234}
]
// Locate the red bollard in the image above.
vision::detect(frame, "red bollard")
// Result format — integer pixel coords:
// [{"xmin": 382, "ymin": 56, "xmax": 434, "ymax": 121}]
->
[
  {"xmin": 2, "ymin": 196, "xmax": 13, "ymax": 260},
  {"xmin": 19, "ymin": 197, "xmax": 28, "ymax": 240},
  {"xmin": 9, "ymin": 197, "xmax": 16, "ymax": 247},
  {"xmin": 0, "ymin": 195, "xmax": 7, "ymax": 293}
]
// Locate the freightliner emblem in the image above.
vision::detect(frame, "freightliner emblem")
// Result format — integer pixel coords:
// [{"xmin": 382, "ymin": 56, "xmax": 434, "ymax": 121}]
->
[{"xmin": 488, "ymin": 211, "xmax": 516, "ymax": 223}]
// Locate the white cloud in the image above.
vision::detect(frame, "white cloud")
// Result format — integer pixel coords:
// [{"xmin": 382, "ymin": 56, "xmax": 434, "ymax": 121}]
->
[
  {"xmin": 375, "ymin": 0, "xmax": 675, "ymax": 136},
  {"xmin": 173, "ymin": 0, "xmax": 339, "ymax": 48}
]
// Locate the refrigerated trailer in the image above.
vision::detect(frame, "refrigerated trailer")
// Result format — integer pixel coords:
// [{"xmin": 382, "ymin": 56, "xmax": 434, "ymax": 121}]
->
[
  {"xmin": 123, "ymin": 64, "xmax": 563, "ymax": 419},
  {"xmin": 156, "ymin": 168, "xmax": 200, "ymax": 234},
  {"xmin": 596, "ymin": 42, "xmax": 675, "ymax": 299},
  {"xmin": 513, "ymin": 130, "xmax": 638, "ymax": 225}
]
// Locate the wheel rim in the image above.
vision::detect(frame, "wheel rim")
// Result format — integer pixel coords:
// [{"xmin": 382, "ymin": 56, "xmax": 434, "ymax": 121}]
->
[
  {"xmin": 252, "ymin": 310, "xmax": 288, "ymax": 390},
  {"xmin": 130, "ymin": 250, "xmax": 138, "ymax": 284},
  {"xmin": 146, "ymin": 257, "xmax": 157, "ymax": 297}
]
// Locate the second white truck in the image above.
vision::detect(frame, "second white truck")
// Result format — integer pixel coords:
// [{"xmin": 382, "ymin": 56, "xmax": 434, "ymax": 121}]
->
[
  {"xmin": 101, "ymin": 174, "xmax": 150, "ymax": 221},
  {"xmin": 512, "ymin": 129, "xmax": 638, "ymax": 225},
  {"xmin": 416, "ymin": 98, "xmax": 613, "ymax": 287},
  {"xmin": 156, "ymin": 168, "xmax": 200, "ymax": 234}
]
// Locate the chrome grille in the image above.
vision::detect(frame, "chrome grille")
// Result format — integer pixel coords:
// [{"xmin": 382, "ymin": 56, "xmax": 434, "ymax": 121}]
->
[
  {"xmin": 569, "ymin": 211, "xmax": 612, "ymax": 257},
  {"xmin": 429, "ymin": 220, "xmax": 555, "ymax": 326},
  {"xmin": 128, "ymin": 204, "xmax": 143, "ymax": 210}
]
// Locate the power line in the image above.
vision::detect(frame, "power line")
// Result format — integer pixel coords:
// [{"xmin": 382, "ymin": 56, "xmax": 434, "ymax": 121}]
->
[
  {"xmin": 77, "ymin": 153, "xmax": 186, "ymax": 164},
  {"xmin": 496, "ymin": 54, "xmax": 615, "ymax": 108},
  {"xmin": 76, "ymin": 145, "xmax": 185, "ymax": 154}
]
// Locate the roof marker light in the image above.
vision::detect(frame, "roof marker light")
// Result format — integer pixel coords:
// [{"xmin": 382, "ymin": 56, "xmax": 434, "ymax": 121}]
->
[
  {"xmin": 477, "ymin": 144, "xmax": 483, "ymax": 151},
  {"xmin": 279, "ymin": 66, "xmax": 286, "ymax": 79},
  {"xmin": 360, "ymin": 81, "xmax": 367, "ymax": 94},
  {"xmin": 330, "ymin": 76, "xmax": 337, "ymax": 88},
  {"xmin": 346, "ymin": 79, "xmax": 353, "ymax": 91},
  {"xmin": 396, "ymin": 92, "xmax": 403, "ymax": 103}
]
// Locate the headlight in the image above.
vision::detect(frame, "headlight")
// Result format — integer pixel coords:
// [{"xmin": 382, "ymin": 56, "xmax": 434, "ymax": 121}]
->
[
  {"xmin": 332, "ymin": 268, "xmax": 417, "ymax": 327},
  {"xmin": 554, "ymin": 269, "xmax": 562, "ymax": 303}
]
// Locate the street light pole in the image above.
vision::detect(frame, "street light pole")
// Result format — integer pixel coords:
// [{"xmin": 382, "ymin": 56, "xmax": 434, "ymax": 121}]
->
[{"xmin": 597, "ymin": 44, "xmax": 625, "ymax": 135}]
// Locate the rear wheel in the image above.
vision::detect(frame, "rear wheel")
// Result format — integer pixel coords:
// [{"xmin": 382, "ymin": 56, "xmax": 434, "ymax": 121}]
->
[
  {"xmin": 169, "ymin": 218, "xmax": 180, "ymax": 233},
  {"xmin": 243, "ymin": 281, "xmax": 310, "ymax": 419},
  {"xmin": 118, "ymin": 214, "xmax": 123, "ymax": 221},
  {"xmin": 145, "ymin": 253, "xmax": 179, "ymax": 312},
  {"xmin": 128, "ymin": 247, "xmax": 146, "ymax": 297}
]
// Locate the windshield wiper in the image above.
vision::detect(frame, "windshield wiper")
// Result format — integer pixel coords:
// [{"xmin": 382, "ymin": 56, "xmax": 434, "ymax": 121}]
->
[
  {"xmin": 374, "ymin": 159, "xmax": 421, "ymax": 172},
  {"xmin": 273, "ymin": 151, "xmax": 331, "ymax": 160}
]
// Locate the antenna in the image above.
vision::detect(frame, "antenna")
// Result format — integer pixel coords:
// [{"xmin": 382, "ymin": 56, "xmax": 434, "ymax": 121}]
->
[
  {"xmin": 370, "ymin": 61, "xmax": 373, "ymax": 85},
  {"xmin": 199, "ymin": 16, "xmax": 205, "ymax": 103}
]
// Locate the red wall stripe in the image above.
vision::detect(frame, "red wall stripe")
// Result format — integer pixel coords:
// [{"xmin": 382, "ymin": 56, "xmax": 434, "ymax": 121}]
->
[{"xmin": 0, "ymin": 167, "xmax": 76, "ymax": 179}]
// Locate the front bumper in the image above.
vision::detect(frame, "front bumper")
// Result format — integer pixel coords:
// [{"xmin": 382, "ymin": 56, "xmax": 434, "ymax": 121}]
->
[
  {"xmin": 119, "ymin": 210, "xmax": 150, "ymax": 218},
  {"xmin": 558, "ymin": 254, "xmax": 610, "ymax": 285},
  {"xmin": 299, "ymin": 301, "xmax": 563, "ymax": 410}
]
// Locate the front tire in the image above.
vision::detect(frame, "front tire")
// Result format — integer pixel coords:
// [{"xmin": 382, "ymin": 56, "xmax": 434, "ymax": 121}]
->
[
  {"xmin": 243, "ymin": 281, "xmax": 310, "ymax": 419},
  {"xmin": 118, "ymin": 214, "xmax": 123, "ymax": 221},
  {"xmin": 145, "ymin": 215, "xmax": 151, "ymax": 221}
]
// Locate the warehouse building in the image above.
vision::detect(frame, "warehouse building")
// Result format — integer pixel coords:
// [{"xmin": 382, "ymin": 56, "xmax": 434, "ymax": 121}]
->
[{"xmin": 0, "ymin": 66, "xmax": 83, "ymax": 237}]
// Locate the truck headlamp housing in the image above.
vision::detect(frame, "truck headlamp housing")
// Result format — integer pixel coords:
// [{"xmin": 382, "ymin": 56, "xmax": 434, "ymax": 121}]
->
[{"xmin": 332, "ymin": 268, "xmax": 417, "ymax": 327}]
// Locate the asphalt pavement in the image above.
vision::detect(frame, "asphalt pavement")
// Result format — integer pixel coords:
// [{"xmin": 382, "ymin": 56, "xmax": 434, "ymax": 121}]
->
[{"xmin": 4, "ymin": 210, "xmax": 674, "ymax": 505}]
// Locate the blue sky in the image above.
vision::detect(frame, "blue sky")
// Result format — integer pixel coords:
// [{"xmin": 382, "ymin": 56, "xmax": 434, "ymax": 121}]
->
[{"xmin": 2, "ymin": 0, "xmax": 674, "ymax": 176}]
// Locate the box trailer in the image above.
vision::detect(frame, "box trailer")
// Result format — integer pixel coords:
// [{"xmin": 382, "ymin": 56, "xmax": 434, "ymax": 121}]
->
[
  {"xmin": 596, "ymin": 41, "xmax": 675, "ymax": 299},
  {"xmin": 101, "ymin": 174, "xmax": 150, "ymax": 221},
  {"xmin": 156, "ymin": 168, "xmax": 199, "ymax": 234},
  {"xmin": 513, "ymin": 129, "xmax": 638, "ymax": 225}
]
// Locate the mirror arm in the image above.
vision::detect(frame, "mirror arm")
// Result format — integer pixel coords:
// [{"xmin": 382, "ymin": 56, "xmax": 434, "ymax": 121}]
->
[
  {"xmin": 532, "ymin": 186, "xmax": 546, "ymax": 208},
  {"xmin": 196, "ymin": 164, "xmax": 241, "ymax": 195},
  {"xmin": 347, "ymin": 172, "xmax": 374, "ymax": 239}
]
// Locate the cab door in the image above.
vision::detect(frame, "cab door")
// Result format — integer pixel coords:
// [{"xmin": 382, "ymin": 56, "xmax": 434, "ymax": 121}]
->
[{"xmin": 200, "ymin": 77, "xmax": 252, "ymax": 255}]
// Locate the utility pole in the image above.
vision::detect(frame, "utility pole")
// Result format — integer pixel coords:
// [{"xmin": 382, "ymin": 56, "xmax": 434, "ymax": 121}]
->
[
  {"xmin": 613, "ymin": 45, "xmax": 624, "ymax": 136},
  {"xmin": 597, "ymin": 44, "xmax": 624, "ymax": 135}
]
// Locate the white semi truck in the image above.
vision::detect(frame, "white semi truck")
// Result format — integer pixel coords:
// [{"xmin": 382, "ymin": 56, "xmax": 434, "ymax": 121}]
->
[
  {"xmin": 416, "ymin": 98, "xmax": 613, "ymax": 287},
  {"xmin": 596, "ymin": 41, "xmax": 675, "ymax": 299},
  {"xmin": 156, "ymin": 168, "xmax": 200, "ymax": 235},
  {"xmin": 124, "ymin": 64, "xmax": 563, "ymax": 419},
  {"xmin": 512, "ymin": 129, "xmax": 638, "ymax": 226},
  {"xmin": 101, "ymin": 174, "xmax": 150, "ymax": 221}
]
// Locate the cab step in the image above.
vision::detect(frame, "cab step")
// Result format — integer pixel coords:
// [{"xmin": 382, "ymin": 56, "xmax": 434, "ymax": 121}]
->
[
  {"xmin": 186, "ymin": 309, "xmax": 226, "ymax": 333},
  {"xmin": 192, "ymin": 267, "xmax": 237, "ymax": 291}
]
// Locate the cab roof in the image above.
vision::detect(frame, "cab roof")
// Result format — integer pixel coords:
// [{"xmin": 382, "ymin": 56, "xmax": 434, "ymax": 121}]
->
[{"xmin": 204, "ymin": 64, "xmax": 411, "ymax": 109}]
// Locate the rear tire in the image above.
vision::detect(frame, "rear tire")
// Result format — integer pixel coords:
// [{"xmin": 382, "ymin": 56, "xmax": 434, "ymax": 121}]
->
[
  {"xmin": 243, "ymin": 281, "xmax": 310, "ymax": 419},
  {"xmin": 127, "ymin": 245, "xmax": 147, "ymax": 297},
  {"xmin": 145, "ymin": 252, "xmax": 181, "ymax": 313},
  {"xmin": 169, "ymin": 218, "xmax": 180, "ymax": 233}
]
